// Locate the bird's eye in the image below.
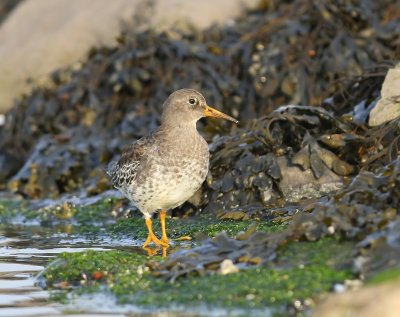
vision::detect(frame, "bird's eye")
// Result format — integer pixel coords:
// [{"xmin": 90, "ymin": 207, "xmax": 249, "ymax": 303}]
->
[{"xmin": 188, "ymin": 98, "xmax": 197, "ymax": 105}]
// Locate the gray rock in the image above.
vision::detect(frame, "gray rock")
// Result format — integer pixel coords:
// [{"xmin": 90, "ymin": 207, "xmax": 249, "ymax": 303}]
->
[
  {"xmin": 369, "ymin": 64, "xmax": 400, "ymax": 126},
  {"xmin": 278, "ymin": 157, "xmax": 343, "ymax": 203}
]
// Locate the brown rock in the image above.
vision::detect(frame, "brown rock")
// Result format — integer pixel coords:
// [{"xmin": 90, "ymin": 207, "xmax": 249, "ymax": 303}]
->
[{"xmin": 314, "ymin": 281, "xmax": 400, "ymax": 317}]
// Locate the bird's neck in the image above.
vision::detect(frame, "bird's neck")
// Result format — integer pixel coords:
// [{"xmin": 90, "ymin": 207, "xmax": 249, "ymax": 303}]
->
[
  {"xmin": 160, "ymin": 119, "xmax": 198, "ymax": 132},
  {"xmin": 159, "ymin": 120, "xmax": 204, "ymax": 149}
]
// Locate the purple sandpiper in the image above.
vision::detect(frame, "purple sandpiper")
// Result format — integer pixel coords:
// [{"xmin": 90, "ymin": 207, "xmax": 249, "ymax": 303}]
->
[{"xmin": 107, "ymin": 89, "xmax": 238, "ymax": 249}]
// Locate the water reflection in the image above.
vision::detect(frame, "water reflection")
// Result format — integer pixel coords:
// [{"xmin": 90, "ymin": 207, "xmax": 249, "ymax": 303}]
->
[{"xmin": 0, "ymin": 225, "xmax": 141, "ymax": 317}]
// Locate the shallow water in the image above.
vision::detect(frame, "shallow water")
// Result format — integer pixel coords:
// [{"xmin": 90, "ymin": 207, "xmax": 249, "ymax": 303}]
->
[
  {"xmin": 0, "ymin": 224, "xmax": 272, "ymax": 317},
  {"xmin": 0, "ymin": 222, "xmax": 215, "ymax": 317},
  {"xmin": 0, "ymin": 224, "xmax": 143, "ymax": 317}
]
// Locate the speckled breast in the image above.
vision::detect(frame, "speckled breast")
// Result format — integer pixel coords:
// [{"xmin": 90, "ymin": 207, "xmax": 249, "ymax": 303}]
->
[{"xmin": 126, "ymin": 131, "xmax": 209, "ymax": 214}]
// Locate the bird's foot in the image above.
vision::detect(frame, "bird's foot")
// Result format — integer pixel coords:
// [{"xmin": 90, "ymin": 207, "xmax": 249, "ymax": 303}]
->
[
  {"xmin": 142, "ymin": 231, "xmax": 168, "ymax": 257},
  {"xmin": 143, "ymin": 232, "xmax": 168, "ymax": 248},
  {"xmin": 143, "ymin": 217, "xmax": 169, "ymax": 248},
  {"xmin": 174, "ymin": 235, "xmax": 192, "ymax": 241}
]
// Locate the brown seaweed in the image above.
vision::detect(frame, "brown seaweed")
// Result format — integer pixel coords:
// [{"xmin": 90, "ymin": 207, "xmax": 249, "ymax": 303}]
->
[{"xmin": 0, "ymin": 0, "xmax": 399, "ymax": 199}]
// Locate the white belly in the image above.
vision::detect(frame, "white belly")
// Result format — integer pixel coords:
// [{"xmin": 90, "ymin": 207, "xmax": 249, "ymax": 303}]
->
[
  {"xmin": 152, "ymin": 175, "xmax": 202, "ymax": 209},
  {"xmin": 125, "ymin": 158, "xmax": 209, "ymax": 217}
]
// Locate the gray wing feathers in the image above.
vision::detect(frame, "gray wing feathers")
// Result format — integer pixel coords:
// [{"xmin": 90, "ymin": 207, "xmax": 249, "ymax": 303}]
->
[{"xmin": 107, "ymin": 134, "xmax": 158, "ymax": 189}]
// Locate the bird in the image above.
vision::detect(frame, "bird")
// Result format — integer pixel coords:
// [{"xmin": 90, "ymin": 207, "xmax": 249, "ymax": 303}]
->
[{"xmin": 107, "ymin": 88, "xmax": 238, "ymax": 249}]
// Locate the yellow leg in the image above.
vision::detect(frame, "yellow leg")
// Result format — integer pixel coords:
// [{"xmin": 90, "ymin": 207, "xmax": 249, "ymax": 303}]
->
[
  {"xmin": 143, "ymin": 218, "xmax": 164, "ymax": 248},
  {"xmin": 160, "ymin": 210, "xmax": 169, "ymax": 246}
]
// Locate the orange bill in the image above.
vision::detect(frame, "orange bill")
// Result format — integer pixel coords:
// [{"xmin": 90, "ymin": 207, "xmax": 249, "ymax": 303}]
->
[{"xmin": 204, "ymin": 105, "xmax": 239, "ymax": 123}]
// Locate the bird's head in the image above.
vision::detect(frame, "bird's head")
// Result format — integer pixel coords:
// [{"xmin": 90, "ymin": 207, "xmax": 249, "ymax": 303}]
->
[{"xmin": 161, "ymin": 88, "xmax": 238, "ymax": 126}]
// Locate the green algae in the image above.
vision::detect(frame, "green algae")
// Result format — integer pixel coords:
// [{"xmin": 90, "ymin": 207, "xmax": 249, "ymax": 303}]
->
[
  {"xmin": 367, "ymin": 268, "xmax": 400, "ymax": 285},
  {"xmin": 0, "ymin": 199, "xmax": 25, "ymax": 221},
  {"xmin": 73, "ymin": 198, "xmax": 120, "ymax": 224},
  {"xmin": 108, "ymin": 216, "xmax": 286, "ymax": 240},
  {"xmin": 115, "ymin": 264, "xmax": 350, "ymax": 308},
  {"xmin": 0, "ymin": 197, "xmax": 120, "ymax": 235},
  {"xmin": 31, "ymin": 197, "xmax": 119, "ymax": 226},
  {"xmin": 0, "ymin": 197, "xmax": 285, "ymax": 239},
  {"xmin": 41, "ymin": 237, "xmax": 353, "ymax": 313},
  {"xmin": 42, "ymin": 250, "xmax": 152, "ymax": 287},
  {"xmin": 277, "ymin": 236, "xmax": 354, "ymax": 269}
]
